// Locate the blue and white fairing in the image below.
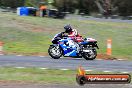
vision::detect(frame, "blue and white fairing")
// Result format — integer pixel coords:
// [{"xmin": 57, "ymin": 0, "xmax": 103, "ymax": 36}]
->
[
  {"xmin": 52, "ymin": 32, "xmax": 61, "ymax": 41},
  {"xmin": 59, "ymin": 38, "xmax": 78, "ymax": 57}
]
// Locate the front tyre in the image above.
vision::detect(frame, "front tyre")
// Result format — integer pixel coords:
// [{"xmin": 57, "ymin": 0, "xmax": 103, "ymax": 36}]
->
[
  {"xmin": 83, "ymin": 48, "xmax": 97, "ymax": 60},
  {"xmin": 48, "ymin": 45, "xmax": 63, "ymax": 59}
]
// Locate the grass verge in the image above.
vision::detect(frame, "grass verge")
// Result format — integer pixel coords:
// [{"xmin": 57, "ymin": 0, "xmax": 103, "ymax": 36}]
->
[
  {"xmin": 0, "ymin": 67, "xmax": 76, "ymax": 84},
  {"xmin": 0, "ymin": 67, "xmax": 131, "ymax": 84},
  {"xmin": 0, "ymin": 12, "xmax": 131, "ymax": 59}
]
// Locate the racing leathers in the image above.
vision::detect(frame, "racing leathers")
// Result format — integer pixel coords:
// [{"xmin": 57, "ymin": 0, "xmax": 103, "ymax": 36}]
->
[
  {"xmin": 68, "ymin": 29, "xmax": 83, "ymax": 43},
  {"xmin": 52, "ymin": 31, "xmax": 82, "ymax": 53}
]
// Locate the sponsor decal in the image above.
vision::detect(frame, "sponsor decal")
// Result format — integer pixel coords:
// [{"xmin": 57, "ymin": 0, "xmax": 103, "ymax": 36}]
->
[{"xmin": 76, "ymin": 66, "xmax": 131, "ymax": 85}]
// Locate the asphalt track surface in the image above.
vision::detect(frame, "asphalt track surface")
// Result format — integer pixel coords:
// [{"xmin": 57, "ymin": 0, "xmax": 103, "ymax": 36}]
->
[
  {"xmin": 0, "ymin": 11, "xmax": 131, "ymax": 88},
  {"xmin": 65, "ymin": 14, "xmax": 132, "ymax": 23},
  {"xmin": 0, "ymin": 82, "xmax": 132, "ymax": 88},
  {"xmin": 0, "ymin": 55, "xmax": 132, "ymax": 88},
  {"xmin": 0, "ymin": 55, "xmax": 132, "ymax": 73}
]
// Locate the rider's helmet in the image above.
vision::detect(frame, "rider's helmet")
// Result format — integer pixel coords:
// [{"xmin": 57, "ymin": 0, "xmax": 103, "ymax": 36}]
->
[{"xmin": 64, "ymin": 24, "xmax": 72, "ymax": 33}]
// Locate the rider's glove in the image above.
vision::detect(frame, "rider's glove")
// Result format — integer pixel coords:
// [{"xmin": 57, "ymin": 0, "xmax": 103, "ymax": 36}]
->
[{"xmin": 62, "ymin": 34, "xmax": 68, "ymax": 37}]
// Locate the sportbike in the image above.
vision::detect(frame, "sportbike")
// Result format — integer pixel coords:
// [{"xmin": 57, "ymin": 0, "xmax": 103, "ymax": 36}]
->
[{"xmin": 48, "ymin": 35, "xmax": 99, "ymax": 60}]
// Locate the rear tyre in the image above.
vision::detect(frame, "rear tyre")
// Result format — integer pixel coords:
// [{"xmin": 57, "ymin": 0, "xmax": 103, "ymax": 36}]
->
[
  {"xmin": 48, "ymin": 45, "xmax": 63, "ymax": 59},
  {"xmin": 83, "ymin": 48, "xmax": 97, "ymax": 60}
]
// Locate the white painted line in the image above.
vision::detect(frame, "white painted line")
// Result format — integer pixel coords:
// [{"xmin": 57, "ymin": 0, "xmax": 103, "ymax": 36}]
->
[
  {"xmin": 15, "ymin": 67, "xmax": 25, "ymax": 69},
  {"xmin": 113, "ymin": 60, "xmax": 117, "ymax": 61},
  {"xmin": 85, "ymin": 70, "xmax": 93, "ymax": 72},
  {"xmin": 39, "ymin": 68, "xmax": 48, "ymax": 70},
  {"xmin": 74, "ymin": 58, "xmax": 82, "ymax": 60},
  {"xmin": 60, "ymin": 69, "xmax": 69, "ymax": 71},
  {"xmin": 39, "ymin": 56, "xmax": 45, "ymax": 57},
  {"xmin": 103, "ymin": 71, "xmax": 112, "ymax": 73},
  {"xmin": 96, "ymin": 59, "xmax": 103, "ymax": 60},
  {"xmin": 121, "ymin": 72, "xmax": 129, "ymax": 73},
  {"xmin": 16, "ymin": 55, "xmax": 23, "ymax": 56},
  {"xmin": 0, "ymin": 54, "xmax": 4, "ymax": 55},
  {"xmin": 117, "ymin": 59, "xmax": 125, "ymax": 61}
]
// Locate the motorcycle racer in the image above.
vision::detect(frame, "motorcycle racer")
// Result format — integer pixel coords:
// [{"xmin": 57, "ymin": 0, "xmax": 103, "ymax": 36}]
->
[
  {"xmin": 63, "ymin": 24, "xmax": 84, "ymax": 53},
  {"xmin": 49, "ymin": 25, "xmax": 99, "ymax": 60},
  {"xmin": 52, "ymin": 24, "xmax": 83, "ymax": 44},
  {"xmin": 64, "ymin": 24, "xmax": 83, "ymax": 42}
]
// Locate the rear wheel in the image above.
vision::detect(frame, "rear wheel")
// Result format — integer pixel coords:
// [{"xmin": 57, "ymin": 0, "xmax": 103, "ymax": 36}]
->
[
  {"xmin": 48, "ymin": 45, "xmax": 63, "ymax": 59},
  {"xmin": 82, "ymin": 48, "xmax": 97, "ymax": 60}
]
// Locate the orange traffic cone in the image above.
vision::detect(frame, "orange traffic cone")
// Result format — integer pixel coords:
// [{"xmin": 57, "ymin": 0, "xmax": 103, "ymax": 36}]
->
[
  {"xmin": 107, "ymin": 39, "xmax": 112, "ymax": 55},
  {"xmin": 0, "ymin": 42, "xmax": 4, "ymax": 55}
]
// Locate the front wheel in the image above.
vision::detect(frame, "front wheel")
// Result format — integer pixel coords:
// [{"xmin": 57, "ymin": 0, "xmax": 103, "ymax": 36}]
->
[
  {"xmin": 48, "ymin": 45, "xmax": 63, "ymax": 59},
  {"xmin": 82, "ymin": 48, "xmax": 97, "ymax": 60}
]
